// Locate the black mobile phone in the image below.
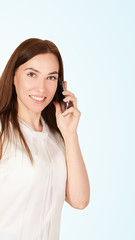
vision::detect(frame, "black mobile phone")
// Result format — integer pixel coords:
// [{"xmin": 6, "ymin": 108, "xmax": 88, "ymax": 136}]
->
[{"xmin": 61, "ymin": 81, "xmax": 70, "ymax": 110}]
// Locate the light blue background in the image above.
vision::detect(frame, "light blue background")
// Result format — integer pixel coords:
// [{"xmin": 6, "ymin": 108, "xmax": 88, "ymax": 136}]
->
[{"xmin": 0, "ymin": 0, "xmax": 134, "ymax": 239}]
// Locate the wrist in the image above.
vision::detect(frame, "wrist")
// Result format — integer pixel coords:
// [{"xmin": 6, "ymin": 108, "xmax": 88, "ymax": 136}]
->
[{"xmin": 62, "ymin": 131, "xmax": 78, "ymax": 142}]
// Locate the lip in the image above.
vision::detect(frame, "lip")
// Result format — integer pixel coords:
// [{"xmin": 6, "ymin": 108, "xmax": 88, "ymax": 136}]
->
[
  {"xmin": 29, "ymin": 95, "xmax": 46, "ymax": 98},
  {"xmin": 29, "ymin": 95, "xmax": 46, "ymax": 104}
]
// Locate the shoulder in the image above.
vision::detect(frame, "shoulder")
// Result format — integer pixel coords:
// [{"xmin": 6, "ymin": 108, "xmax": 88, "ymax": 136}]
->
[
  {"xmin": 54, "ymin": 131, "xmax": 65, "ymax": 150},
  {"xmin": 44, "ymin": 120, "xmax": 65, "ymax": 151}
]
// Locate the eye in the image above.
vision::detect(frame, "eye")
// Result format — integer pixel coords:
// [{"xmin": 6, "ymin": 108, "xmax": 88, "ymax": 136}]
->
[
  {"xmin": 47, "ymin": 76, "xmax": 57, "ymax": 80},
  {"xmin": 27, "ymin": 72, "xmax": 37, "ymax": 78}
]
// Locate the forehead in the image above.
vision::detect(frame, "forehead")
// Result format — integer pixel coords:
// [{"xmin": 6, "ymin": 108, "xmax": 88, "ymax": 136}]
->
[{"xmin": 19, "ymin": 53, "xmax": 59, "ymax": 72}]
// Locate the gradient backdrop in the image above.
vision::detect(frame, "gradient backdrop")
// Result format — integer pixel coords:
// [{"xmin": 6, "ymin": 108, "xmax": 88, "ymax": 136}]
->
[{"xmin": 0, "ymin": 0, "xmax": 134, "ymax": 239}]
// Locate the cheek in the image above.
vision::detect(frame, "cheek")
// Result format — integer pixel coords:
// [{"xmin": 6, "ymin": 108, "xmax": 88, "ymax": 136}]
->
[
  {"xmin": 15, "ymin": 83, "xmax": 33, "ymax": 102},
  {"xmin": 17, "ymin": 80, "xmax": 35, "ymax": 93},
  {"xmin": 46, "ymin": 82, "xmax": 58, "ymax": 95}
]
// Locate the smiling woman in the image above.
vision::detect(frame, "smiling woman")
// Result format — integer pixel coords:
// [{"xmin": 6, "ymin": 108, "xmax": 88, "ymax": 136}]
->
[{"xmin": 0, "ymin": 38, "xmax": 90, "ymax": 240}]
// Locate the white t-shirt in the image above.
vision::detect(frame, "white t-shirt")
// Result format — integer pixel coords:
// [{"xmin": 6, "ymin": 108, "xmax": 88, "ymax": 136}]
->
[{"xmin": 0, "ymin": 116, "xmax": 67, "ymax": 240}]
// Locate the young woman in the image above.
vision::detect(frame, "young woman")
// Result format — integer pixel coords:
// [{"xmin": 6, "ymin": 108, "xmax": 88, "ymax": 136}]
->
[{"xmin": 0, "ymin": 38, "xmax": 90, "ymax": 240}]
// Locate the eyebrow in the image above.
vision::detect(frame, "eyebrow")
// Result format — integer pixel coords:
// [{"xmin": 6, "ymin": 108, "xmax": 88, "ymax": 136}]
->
[{"xmin": 24, "ymin": 67, "xmax": 59, "ymax": 75}]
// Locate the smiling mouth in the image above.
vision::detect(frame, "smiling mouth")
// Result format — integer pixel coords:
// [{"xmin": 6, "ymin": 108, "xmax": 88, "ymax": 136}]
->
[{"xmin": 29, "ymin": 95, "xmax": 46, "ymax": 103}]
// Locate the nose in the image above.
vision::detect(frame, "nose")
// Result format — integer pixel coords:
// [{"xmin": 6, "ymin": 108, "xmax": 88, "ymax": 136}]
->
[{"xmin": 37, "ymin": 77, "xmax": 46, "ymax": 93}]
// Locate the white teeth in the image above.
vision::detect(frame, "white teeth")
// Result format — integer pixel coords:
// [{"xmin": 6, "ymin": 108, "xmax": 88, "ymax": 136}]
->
[{"xmin": 30, "ymin": 95, "xmax": 45, "ymax": 101}]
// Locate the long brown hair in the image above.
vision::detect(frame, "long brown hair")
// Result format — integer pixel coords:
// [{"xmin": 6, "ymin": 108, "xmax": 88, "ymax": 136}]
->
[{"xmin": 0, "ymin": 38, "xmax": 64, "ymax": 165}]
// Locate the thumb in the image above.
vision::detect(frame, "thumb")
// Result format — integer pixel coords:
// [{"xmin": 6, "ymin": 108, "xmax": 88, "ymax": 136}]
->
[{"xmin": 53, "ymin": 101, "xmax": 62, "ymax": 116}]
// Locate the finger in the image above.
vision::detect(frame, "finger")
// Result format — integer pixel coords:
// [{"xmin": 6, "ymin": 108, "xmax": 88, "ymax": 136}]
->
[
  {"xmin": 53, "ymin": 101, "xmax": 62, "ymax": 116},
  {"xmin": 63, "ymin": 96, "xmax": 77, "ymax": 108},
  {"xmin": 61, "ymin": 107, "xmax": 80, "ymax": 117},
  {"xmin": 63, "ymin": 81, "xmax": 67, "ymax": 91},
  {"xmin": 62, "ymin": 90, "xmax": 75, "ymax": 97},
  {"xmin": 63, "ymin": 96, "xmax": 77, "ymax": 102}
]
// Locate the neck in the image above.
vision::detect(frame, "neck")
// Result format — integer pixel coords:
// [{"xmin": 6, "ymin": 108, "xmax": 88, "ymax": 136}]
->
[{"xmin": 18, "ymin": 115, "xmax": 43, "ymax": 132}]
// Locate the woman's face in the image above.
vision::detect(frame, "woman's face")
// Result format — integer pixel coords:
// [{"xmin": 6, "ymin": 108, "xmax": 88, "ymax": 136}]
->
[{"xmin": 13, "ymin": 53, "xmax": 59, "ymax": 117}]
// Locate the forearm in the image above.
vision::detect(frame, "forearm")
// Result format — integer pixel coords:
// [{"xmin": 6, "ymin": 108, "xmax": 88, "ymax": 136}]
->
[
  {"xmin": 53, "ymin": 85, "xmax": 90, "ymax": 209},
  {"xmin": 64, "ymin": 132, "xmax": 90, "ymax": 209}
]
